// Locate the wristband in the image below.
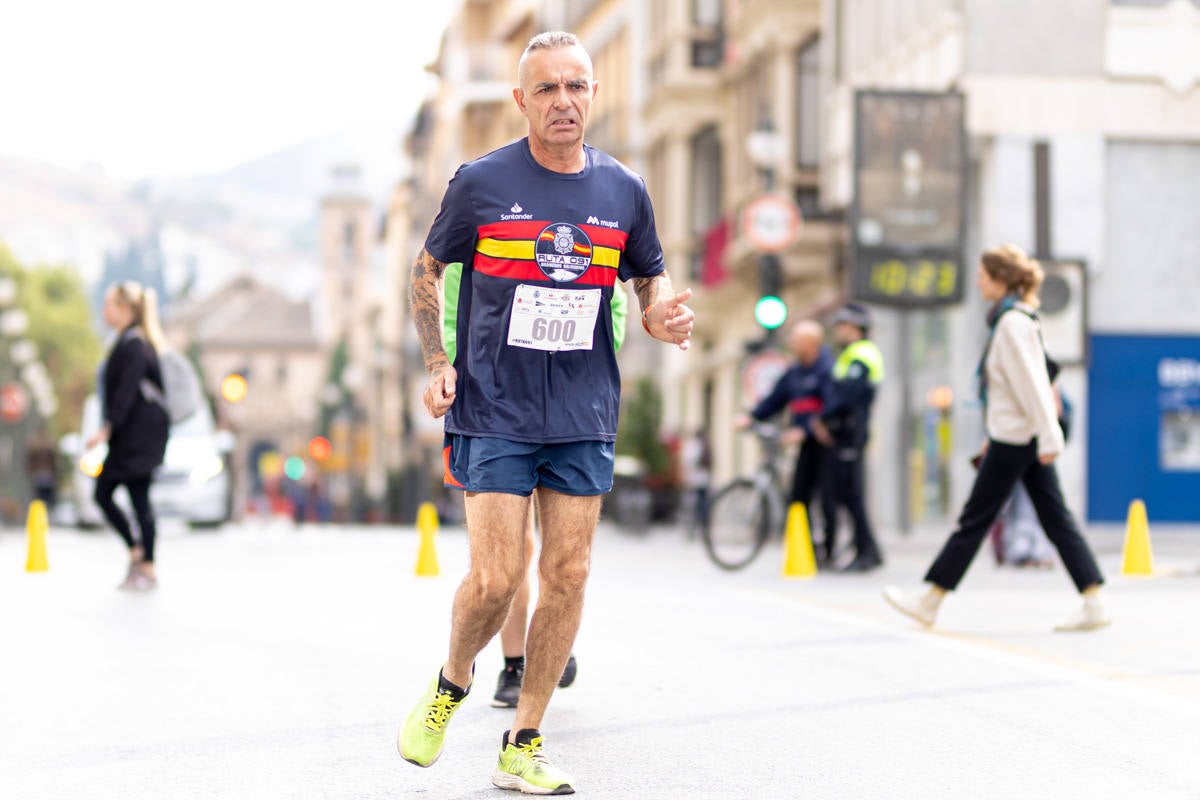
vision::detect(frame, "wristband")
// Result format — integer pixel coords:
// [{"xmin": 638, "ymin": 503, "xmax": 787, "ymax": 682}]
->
[{"xmin": 641, "ymin": 302, "xmax": 657, "ymax": 335}]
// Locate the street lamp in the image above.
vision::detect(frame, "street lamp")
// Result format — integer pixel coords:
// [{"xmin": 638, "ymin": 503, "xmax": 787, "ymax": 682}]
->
[{"xmin": 745, "ymin": 113, "xmax": 786, "ymax": 191}]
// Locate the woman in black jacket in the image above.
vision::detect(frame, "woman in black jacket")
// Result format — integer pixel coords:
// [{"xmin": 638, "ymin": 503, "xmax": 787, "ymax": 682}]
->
[{"xmin": 86, "ymin": 281, "xmax": 170, "ymax": 590}]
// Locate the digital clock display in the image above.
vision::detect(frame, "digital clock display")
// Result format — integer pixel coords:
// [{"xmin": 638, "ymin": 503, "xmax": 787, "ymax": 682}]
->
[
  {"xmin": 850, "ymin": 90, "xmax": 967, "ymax": 309},
  {"xmin": 852, "ymin": 255, "xmax": 963, "ymax": 307}
]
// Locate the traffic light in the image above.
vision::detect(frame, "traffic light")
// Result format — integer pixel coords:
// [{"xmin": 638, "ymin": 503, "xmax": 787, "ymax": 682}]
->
[
  {"xmin": 754, "ymin": 295, "xmax": 788, "ymax": 330},
  {"xmin": 307, "ymin": 435, "xmax": 332, "ymax": 462},
  {"xmin": 284, "ymin": 456, "xmax": 306, "ymax": 481},
  {"xmin": 221, "ymin": 373, "xmax": 248, "ymax": 403},
  {"xmin": 755, "ymin": 254, "xmax": 788, "ymax": 331}
]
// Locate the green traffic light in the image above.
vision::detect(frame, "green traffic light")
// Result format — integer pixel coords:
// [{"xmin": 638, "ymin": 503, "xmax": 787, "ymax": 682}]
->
[
  {"xmin": 754, "ymin": 295, "xmax": 788, "ymax": 330},
  {"xmin": 284, "ymin": 456, "xmax": 306, "ymax": 481}
]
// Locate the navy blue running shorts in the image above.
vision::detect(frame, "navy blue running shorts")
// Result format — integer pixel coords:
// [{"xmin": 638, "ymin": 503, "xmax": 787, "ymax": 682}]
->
[{"xmin": 442, "ymin": 434, "xmax": 614, "ymax": 496}]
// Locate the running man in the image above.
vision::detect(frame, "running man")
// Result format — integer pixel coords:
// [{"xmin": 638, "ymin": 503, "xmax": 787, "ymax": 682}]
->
[
  {"xmin": 492, "ymin": 287, "xmax": 626, "ymax": 708},
  {"xmin": 398, "ymin": 31, "xmax": 695, "ymax": 795}
]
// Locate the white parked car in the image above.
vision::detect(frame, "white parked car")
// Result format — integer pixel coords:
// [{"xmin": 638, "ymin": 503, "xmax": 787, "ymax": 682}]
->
[{"xmin": 59, "ymin": 394, "xmax": 235, "ymax": 529}]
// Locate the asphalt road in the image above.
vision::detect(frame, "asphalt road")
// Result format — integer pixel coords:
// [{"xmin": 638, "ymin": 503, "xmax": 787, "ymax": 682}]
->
[{"xmin": 3, "ymin": 515, "xmax": 1199, "ymax": 799}]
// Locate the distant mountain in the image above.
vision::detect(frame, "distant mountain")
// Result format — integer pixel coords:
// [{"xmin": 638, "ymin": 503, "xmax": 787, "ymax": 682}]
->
[
  {"xmin": 0, "ymin": 122, "xmax": 410, "ymax": 309},
  {"xmin": 0, "ymin": 156, "xmax": 147, "ymax": 284},
  {"xmin": 150, "ymin": 123, "xmax": 405, "ymax": 231}
]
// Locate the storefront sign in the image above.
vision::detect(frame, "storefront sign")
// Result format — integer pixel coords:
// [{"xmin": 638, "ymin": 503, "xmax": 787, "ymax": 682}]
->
[{"xmin": 1089, "ymin": 335, "xmax": 1200, "ymax": 522}]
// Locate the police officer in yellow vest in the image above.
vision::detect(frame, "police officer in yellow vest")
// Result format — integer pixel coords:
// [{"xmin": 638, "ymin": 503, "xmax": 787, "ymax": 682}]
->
[{"xmin": 812, "ymin": 303, "xmax": 885, "ymax": 572}]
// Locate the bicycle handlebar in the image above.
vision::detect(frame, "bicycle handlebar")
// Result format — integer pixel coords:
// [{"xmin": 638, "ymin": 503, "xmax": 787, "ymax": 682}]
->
[{"xmin": 743, "ymin": 421, "xmax": 781, "ymax": 440}]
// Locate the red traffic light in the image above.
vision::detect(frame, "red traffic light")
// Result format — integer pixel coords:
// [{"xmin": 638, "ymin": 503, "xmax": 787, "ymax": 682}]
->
[{"xmin": 307, "ymin": 436, "xmax": 332, "ymax": 462}]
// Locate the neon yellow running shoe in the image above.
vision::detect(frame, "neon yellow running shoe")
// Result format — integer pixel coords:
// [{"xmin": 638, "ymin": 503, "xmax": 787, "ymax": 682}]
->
[
  {"xmin": 491, "ymin": 729, "xmax": 575, "ymax": 795},
  {"xmin": 397, "ymin": 672, "xmax": 469, "ymax": 767}
]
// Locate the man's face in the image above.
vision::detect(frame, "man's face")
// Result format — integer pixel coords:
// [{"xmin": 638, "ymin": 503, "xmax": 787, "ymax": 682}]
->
[
  {"xmin": 790, "ymin": 331, "xmax": 816, "ymax": 364},
  {"xmin": 833, "ymin": 322, "xmax": 862, "ymax": 346},
  {"xmin": 514, "ymin": 45, "xmax": 597, "ymax": 154}
]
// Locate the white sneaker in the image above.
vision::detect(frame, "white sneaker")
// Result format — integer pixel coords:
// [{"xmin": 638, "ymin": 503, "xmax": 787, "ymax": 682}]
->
[
  {"xmin": 883, "ymin": 585, "xmax": 941, "ymax": 627},
  {"xmin": 1054, "ymin": 599, "xmax": 1111, "ymax": 632}
]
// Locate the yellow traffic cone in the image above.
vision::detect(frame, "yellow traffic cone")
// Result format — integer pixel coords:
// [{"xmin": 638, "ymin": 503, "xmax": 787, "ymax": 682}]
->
[
  {"xmin": 25, "ymin": 499, "xmax": 49, "ymax": 573},
  {"xmin": 1120, "ymin": 499, "xmax": 1154, "ymax": 577},
  {"xmin": 782, "ymin": 502, "xmax": 817, "ymax": 578},
  {"xmin": 415, "ymin": 501, "xmax": 440, "ymax": 577}
]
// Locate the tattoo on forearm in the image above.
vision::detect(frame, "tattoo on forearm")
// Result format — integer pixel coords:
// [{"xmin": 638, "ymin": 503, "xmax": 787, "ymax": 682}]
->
[
  {"xmin": 632, "ymin": 277, "xmax": 656, "ymax": 313},
  {"xmin": 633, "ymin": 273, "xmax": 674, "ymax": 316},
  {"xmin": 409, "ymin": 249, "xmax": 449, "ymax": 372}
]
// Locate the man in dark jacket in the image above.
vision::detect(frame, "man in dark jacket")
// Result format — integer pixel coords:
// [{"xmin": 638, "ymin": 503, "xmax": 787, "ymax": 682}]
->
[
  {"xmin": 813, "ymin": 303, "xmax": 885, "ymax": 572},
  {"xmin": 739, "ymin": 319, "xmax": 837, "ymax": 563}
]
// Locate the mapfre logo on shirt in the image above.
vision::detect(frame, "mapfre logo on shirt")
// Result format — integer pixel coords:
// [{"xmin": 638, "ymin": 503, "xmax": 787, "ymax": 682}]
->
[{"xmin": 535, "ymin": 222, "xmax": 593, "ymax": 283}]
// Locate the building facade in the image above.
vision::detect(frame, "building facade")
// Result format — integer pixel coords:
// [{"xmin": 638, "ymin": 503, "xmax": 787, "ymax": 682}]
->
[
  {"xmin": 380, "ymin": 0, "xmax": 1200, "ymax": 526},
  {"xmin": 381, "ymin": 0, "xmax": 539, "ymax": 520},
  {"xmin": 822, "ymin": 0, "xmax": 1200, "ymax": 524},
  {"xmin": 161, "ymin": 275, "xmax": 324, "ymax": 515}
]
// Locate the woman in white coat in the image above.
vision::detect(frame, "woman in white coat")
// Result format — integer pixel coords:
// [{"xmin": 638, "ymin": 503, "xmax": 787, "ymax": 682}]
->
[{"xmin": 884, "ymin": 245, "xmax": 1109, "ymax": 632}]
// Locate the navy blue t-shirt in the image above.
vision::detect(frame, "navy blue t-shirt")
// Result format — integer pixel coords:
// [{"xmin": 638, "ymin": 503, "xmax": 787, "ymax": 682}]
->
[{"xmin": 425, "ymin": 138, "xmax": 665, "ymax": 444}]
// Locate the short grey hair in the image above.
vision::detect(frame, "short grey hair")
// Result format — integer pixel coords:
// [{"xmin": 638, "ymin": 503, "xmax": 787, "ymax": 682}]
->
[
  {"xmin": 517, "ymin": 31, "xmax": 589, "ymax": 86},
  {"xmin": 525, "ymin": 31, "xmax": 580, "ymax": 54}
]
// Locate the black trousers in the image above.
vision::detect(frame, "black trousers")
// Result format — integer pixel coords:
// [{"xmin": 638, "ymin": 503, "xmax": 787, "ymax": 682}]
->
[
  {"xmin": 94, "ymin": 474, "xmax": 158, "ymax": 563},
  {"xmin": 925, "ymin": 439, "xmax": 1104, "ymax": 593},
  {"xmin": 789, "ymin": 438, "xmax": 836, "ymax": 554},
  {"xmin": 828, "ymin": 445, "xmax": 881, "ymax": 559}
]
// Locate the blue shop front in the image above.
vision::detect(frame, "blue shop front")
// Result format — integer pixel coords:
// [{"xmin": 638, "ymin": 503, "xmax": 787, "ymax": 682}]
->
[{"xmin": 1088, "ymin": 334, "xmax": 1200, "ymax": 523}]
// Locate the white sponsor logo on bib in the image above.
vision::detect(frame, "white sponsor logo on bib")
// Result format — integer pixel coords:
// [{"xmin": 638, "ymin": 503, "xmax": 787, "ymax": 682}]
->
[{"xmin": 507, "ymin": 284, "xmax": 601, "ymax": 352}]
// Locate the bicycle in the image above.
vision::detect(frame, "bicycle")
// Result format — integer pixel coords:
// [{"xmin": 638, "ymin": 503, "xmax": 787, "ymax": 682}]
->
[
  {"xmin": 701, "ymin": 422, "xmax": 790, "ymax": 570},
  {"xmin": 604, "ymin": 454, "xmax": 654, "ymax": 532}
]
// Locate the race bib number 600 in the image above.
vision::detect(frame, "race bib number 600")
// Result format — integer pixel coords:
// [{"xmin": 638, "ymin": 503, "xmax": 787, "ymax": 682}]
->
[{"xmin": 507, "ymin": 284, "xmax": 601, "ymax": 352}]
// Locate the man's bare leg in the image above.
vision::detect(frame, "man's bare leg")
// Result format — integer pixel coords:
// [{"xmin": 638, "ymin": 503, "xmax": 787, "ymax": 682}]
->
[
  {"xmin": 499, "ymin": 504, "xmax": 538, "ymax": 658},
  {"xmin": 492, "ymin": 507, "xmax": 537, "ymax": 707},
  {"xmin": 443, "ymin": 491, "xmax": 532, "ymax": 690},
  {"xmin": 511, "ymin": 489, "xmax": 600, "ymax": 738}
]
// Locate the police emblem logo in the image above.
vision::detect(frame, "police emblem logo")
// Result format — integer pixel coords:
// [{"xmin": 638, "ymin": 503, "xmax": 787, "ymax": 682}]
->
[
  {"xmin": 553, "ymin": 226, "xmax": 574, "ymax": 254},
  {"xmin": 535, "ymin": 222, "xmax": 593, "ymax": 283}
]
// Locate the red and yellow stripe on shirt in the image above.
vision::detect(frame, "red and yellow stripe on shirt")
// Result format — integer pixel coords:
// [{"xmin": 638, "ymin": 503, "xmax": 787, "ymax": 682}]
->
[{"xmin": 474, "ymin": 220, "xmax": 626, "ymax": 286}]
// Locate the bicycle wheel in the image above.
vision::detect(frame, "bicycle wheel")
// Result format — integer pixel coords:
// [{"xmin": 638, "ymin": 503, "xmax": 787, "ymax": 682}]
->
[
  {"xmin": 610, "ymin": 483, "xmax": 653, "ymax": 532},
  {"xmin": 702, "ymin": 478, "xmax": 771, "ymax": 570}
]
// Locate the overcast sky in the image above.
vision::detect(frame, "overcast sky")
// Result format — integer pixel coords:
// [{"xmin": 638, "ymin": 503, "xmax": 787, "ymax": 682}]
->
[{"xmin": 0, "ymin": 1, "xmax": 458, "ymax": 179}]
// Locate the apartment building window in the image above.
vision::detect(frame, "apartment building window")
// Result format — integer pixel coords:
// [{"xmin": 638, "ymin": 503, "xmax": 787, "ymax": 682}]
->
[
  {"xmin": 565, "ymin": 0, "xmax": 603, "ymax": 30},
  {"xmin": 793, "ymin": 186, "xmax": 822, "ymax": 221},
  {"xmin": 648, "ymin": 49, "xmax": 668, "ymax": 88},
  {"xmin": 795, "ymin": 37, "xmax": 821, "ymax": 169},
  {"xmin": 343, "ymin": 220, "xmax": 356, "ymax": 262},
  {"xmin": 467, "ymin": 45, "xmax": 505, "ymax": 82},
  {"xmin": 734, "ymin": 57, "xmax": 770, "ymax": 192},
  {"xmin": 689, "ymin": 126, "xmax": 723, "ymax": 281},
  {"xmin": 831, "ymin": 0, "xmax": 844, "ymax": 81},
  {"xmin": 646, "ymin": 138, "xmax": 669, "ymax": 214},
  {"xmin": 690, "ymin": 0, "xmax": 724, "ymax": 68},
  {"xmin": 650, "ymin": 0, "xmax": 670, "ymax": 30}
]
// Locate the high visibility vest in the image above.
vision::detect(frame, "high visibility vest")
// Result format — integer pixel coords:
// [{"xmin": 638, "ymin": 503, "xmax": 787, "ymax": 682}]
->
[{"xmin": 833, "ymin": 339, "xmax": 884, "ymax": 385}]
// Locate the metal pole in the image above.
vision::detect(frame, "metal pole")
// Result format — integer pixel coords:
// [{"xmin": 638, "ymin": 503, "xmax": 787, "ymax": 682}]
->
[{"xmin": 898, "ymin": 310, "xmax": 912, "ymax": 535}]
